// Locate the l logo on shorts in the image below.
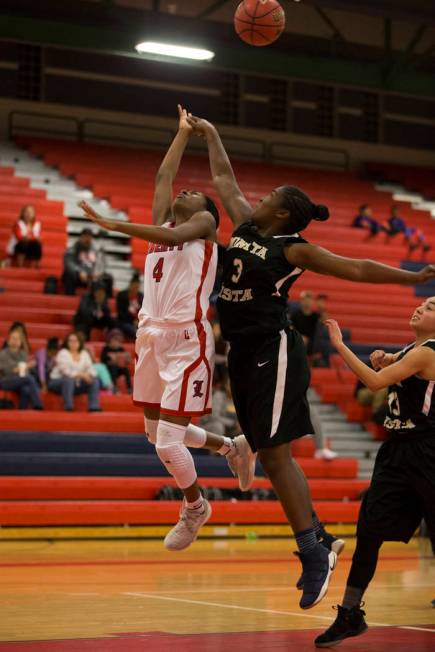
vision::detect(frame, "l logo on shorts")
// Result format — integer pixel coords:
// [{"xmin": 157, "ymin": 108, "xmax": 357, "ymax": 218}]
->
[{"xmin": 193, "ymin": 380, "xmax": 204, "ymax": 398}]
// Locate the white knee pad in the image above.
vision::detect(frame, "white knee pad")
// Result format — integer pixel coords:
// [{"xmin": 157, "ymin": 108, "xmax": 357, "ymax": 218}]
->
[
  {"xmin": 156, "ymin": 420, "xmax": 197, "ymax": 489},
  {"xmin": 184, "ymin": 423, "xmax": 207, "ymax": 448},
  {"xmin": 144, "ymin": 417, "xmax": 158, "ymax": 445}
]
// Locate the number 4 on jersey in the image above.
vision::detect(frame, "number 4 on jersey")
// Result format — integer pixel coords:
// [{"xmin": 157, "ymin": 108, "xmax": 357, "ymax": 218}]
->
[{"xmin": 152, "ymin": 257, "xmax": 164, "ymax": 283}]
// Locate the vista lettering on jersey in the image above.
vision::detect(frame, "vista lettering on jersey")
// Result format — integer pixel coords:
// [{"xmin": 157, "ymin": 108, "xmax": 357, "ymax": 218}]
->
[
  {"xmin": 148, "ymin": 243, "xmax": 184, "ymax": 253},
  {"xmin": 229, "ymin": 236, "xmax": 267, "ymax": 260},
  {"xmin": 219, "ymin": 287, "xmax": 253, "ymax": 302}
]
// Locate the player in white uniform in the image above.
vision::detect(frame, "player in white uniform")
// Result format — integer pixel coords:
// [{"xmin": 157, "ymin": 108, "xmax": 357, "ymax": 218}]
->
[{"xmin": 79, "ymin": 106, "xmax": 255, "ymax": 550}]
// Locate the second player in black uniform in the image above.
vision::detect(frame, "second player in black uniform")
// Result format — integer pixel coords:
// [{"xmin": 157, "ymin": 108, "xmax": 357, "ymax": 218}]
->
[
  {"xmin": 186, "ymin": 111, "xmax": 435, "ymax": 611},
  {"xmin": 315, "ymin": 299, "xmax": 435, "ymax": 647}
]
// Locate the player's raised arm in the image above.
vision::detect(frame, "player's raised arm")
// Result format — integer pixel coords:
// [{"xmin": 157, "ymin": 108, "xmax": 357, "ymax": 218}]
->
[
  {"xmin": 78, "ymin": 201, "xmax": 214, "ymax": 245},
  {"xmin": 187, "ymin": 115, "xmax": 252, "ymax": 227},
  {"xmin": 152, "ymin": 105, "xmax": 192, "ymax": 226},
  {"xmin": 285, "ymin": 242, "xmax": 435, "ymax": 285},
  {"xmin": 325, "ymin": 319, "xmax": 434, "ymax": 391}
]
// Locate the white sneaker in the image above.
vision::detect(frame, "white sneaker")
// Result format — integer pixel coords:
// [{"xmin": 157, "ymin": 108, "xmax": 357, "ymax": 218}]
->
[
  {"xmin": 164, "ymin": 498, "xmax": 212, "ymax": 551},
  {"xmin": 226, "ymin": 434, "xmax": 257, "ymax": 491},
  {"xmin": 314, "ymin": 448, "xmax": 338, "ymax": 460}
]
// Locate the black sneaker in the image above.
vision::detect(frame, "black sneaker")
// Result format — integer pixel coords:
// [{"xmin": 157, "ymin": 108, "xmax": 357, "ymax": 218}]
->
[
  {"xmin": 315, "ymin": 604, "xmax": 368, "ymax": 647},
  {"xmin": 296, "ymin": 534, "xmax": 345, "ymax": 590},
  {"xmin": 296, "ymin": 543, "xmax": 337, "ymax": 609}
]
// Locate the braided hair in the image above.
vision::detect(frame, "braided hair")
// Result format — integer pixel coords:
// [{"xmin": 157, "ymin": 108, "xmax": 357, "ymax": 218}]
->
[{"xmin": 281, "ymin": 186, "xmax": 329, "ymax": 232}]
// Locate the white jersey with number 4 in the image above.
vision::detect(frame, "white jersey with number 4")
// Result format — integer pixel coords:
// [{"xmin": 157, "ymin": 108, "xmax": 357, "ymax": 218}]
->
[{"xmin": 138, "ymin": 224, "xmax": 217, "ymax": 326}]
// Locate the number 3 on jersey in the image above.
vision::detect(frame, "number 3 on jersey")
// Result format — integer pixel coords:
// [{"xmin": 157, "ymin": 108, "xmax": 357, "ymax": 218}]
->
[
  {"xmin": 152, "ymin": 257, "xmax": 164, "ymax": 283},
  {"xmin": 232, "ymin": 258, "xmax": 243, "ymax": 283}
]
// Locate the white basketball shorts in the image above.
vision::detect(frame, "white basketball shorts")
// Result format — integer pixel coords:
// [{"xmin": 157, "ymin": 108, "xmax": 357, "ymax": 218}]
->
[{"xmin": 133, "ymin": 319, "xmax": 214, "ymax": 417}]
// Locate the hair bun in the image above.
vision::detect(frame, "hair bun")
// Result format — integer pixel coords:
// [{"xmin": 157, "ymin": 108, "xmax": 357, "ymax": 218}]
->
[{"xmin": 312, "ymin": 204, "xmax": 330, "ymax": 222}]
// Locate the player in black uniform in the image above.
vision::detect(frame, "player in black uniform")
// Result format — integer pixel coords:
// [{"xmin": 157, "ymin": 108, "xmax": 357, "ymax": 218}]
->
[
  {"xmin": 186, "ymin": 112, "xmax": 435, "ymax": 610},
  {"xmin": 314, "ymin": 298, "xmax": 435, "ymax": 646}
]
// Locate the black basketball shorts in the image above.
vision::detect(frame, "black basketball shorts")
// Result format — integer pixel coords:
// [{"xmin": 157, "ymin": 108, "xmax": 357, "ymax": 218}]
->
[
  {"xmin": 227, "ymin": 327, "xmax": 313, "ymax": 452},
  {"xmin": 357, "ymin": 434, "xmax": 435, "ymax": 544}
]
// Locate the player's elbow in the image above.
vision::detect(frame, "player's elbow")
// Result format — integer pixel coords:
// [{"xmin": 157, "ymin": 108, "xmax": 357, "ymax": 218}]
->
[{"xmin": 367, "ymin": 378, "xmax": 386, "ymax": 392}]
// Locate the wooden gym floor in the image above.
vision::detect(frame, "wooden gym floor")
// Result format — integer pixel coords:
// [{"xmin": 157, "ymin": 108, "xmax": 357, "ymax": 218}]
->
[{"xmin": 0, "ymin": 535, "xmax": 434, "ymax": 651}]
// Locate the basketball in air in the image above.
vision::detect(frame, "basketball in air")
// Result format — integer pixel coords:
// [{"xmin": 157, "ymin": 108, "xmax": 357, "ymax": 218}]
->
[{"xmin": 234, "ymin": 0, "xmax": 286, "ymax": 46}]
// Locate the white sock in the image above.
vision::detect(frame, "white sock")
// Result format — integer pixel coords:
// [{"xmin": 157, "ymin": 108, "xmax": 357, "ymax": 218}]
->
[
  {"xmin": 217, "ymin": 436, "xmax": 235, "ymax": 456},
  {"xmin": 186, "ymin": 496, "xmax": 204, "ymax": 511}
]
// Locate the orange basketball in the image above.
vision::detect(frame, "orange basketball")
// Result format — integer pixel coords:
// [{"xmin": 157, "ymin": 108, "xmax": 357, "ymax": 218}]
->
[{"xmin": 234, "ymin": 0, "xmax": 286, "ymax": 47}]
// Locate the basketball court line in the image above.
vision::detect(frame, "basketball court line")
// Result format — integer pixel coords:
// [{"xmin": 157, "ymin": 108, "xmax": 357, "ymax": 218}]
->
[
  {"xmin": 0, "ymin": 554, "xmax": 432, "ymax": 569},
  {"xmin": 123, "ymin": 591, "xmax": 435, "ymax": 633}
]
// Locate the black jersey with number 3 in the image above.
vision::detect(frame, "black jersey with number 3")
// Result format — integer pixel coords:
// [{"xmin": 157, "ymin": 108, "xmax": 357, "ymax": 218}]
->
[
  {"xmin": 217, "ymin": 221, "xmax": 307, "ymax": 341},
  {"xmin": 384, "ymin": 339, "xmax": 435, "ymax": 436}
]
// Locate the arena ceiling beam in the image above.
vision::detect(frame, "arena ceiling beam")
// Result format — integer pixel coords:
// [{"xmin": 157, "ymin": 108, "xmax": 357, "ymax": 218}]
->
[{"xmin": 1, "ymin": 3, "xmax": 434, "ymax": 98}]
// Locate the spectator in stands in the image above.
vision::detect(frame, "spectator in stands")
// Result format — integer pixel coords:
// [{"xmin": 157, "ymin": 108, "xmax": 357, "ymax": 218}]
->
[
  {"xmin": 101, "ymin": 329, "xmax": 132, "ymax": 394},
  {"xmin": 73, "ymin": 281, "xmax": 113, "ymax": 340},
  {"xmin": 201, "ymin": 374, "xmax": 238, "ymax": 437},
  {"xmin": 384, "ymin": 205, "xmax": 431, "ymax": 255},
  {"xmin": 75, "ymin": 330, "xmax": 114, "ymax": 392},
  {"xmin": 354, "ymin": 379, "xmax": 388, "ymax": 423},
  {"xmin": 212, "ymin": 320, "xmax": 229, "ymax": 384},
  {"xmin": 6, "ymin": 205, "xmax": 42, "ymax": 268},
  {"xmin": 311, "ymin": 293, "xmax": 331, "ymax": 368},
  {"xmin": 35, "ymin": 337, "xmax": 60, "ymax": 389},
  {"xmin": 62, "ymin": 228, "xmax": 97, "ymax": 295},
  {"xmin": 291, "ymin": 291, "xmax": 320, "ymax": 355},
  {"xmin": 0, "ymin": 329, "xmax": 42, "ymax": 409},
  {"xmin": 115, "ymin": 272, "xmax": 143, "ymax": 340},
  {"xmin": 352, "ymin": 204, "xmax": 385, "ymax": 237},
  {"xmin": 2, "ymin": 321, "xmax": 31, "ymax": 355},
  {"xmin": 48, "ymin": 332, "xmax": 101, "ymax": 412}
]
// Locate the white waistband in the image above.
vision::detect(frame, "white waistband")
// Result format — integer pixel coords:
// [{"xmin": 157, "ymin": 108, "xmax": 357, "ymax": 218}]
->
[{"xmin": 138, "ymin": 318, "xmax": 200, "ymax": 330}]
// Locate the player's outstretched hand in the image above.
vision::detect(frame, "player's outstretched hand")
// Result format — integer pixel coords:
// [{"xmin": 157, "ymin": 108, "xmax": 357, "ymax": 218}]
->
[
  {"xmin": 324, "ymin": 319, "xmax": 343, "ymax": 349},
  {"xmin": 78, "ymin": 201, "xmax": 113, "ymax": 230},
  {"xmin": 416, "ymin": 264, "xmax": 435, "ymax": 283},
  {"xmin": 178, "ymin": 104, "xmax": 193, "ymax": 132},
  {"xmin": 186, "ymin": 114, "xmax": 215, "ymax": 138}
]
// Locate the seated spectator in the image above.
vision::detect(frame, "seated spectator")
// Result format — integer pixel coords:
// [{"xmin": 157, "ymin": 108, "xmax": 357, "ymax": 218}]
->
[
  {"xmin": 311, "ymin": 293, "xmax": 331, "ymax": 368},
  {"xmin": 0, "ymin": 329, "xmax": 42, "ymax": 409},
  {"xmin": 116, "ymin": 272, "xmax": 143, "ymax": 340},
  {"xmin": 352, "ymin": 204, "xmax": 385, "ymax": 237},
  {"xmin": 291, "ymin": 291, "xmax": 320, "ymax": 355},
  {"xmin": 62, "ymin": 228, "xmax": 97, "ymax": 295},
  {"xmin": 48, "ymin": 332, "xmax": 101, "ymax": 411},
  {"xmin": 101, "ymin": 329, "xmax": 132, "ymax": 394},
  {"xmin": 212, "ymin": 320, "xmax": 228, "ymax": 384},
  {"xmin": 384, "ymin": 205, "xmax": 431, "ymax": 254},
  {"xmin": 35, "ymin": 337, "xmax": 60, "ymax": 389},
  {"xmin": 201, "ymin": 375, "xmax": 238, "ymax": 437},
  {"xmin": 6, "ymin": 205, "xmax": 42, "ymax": 267},
  {"xmin": 3, "ymin": 321, "xmax": 31, "ymax": 355},
  {"xmin": 75, "ymin": 330, "xmax": 114, "ymax": 392},
  {"xmin": 354, "ymin": 379, "xmax": 388, "ymax": 423},
  {"xmin": 73, "ymin": 281, "xmax": 113, "ymax": 340}
]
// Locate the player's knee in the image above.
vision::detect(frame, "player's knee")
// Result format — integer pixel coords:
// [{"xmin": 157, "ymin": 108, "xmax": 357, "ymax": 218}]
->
[
  {"xmin": 155, "ymin": 441, "xmax": 197, "ymax": 489},
  {"xmin": 144, "ymin": 417, "xmax": 158, "ymax": 445}
]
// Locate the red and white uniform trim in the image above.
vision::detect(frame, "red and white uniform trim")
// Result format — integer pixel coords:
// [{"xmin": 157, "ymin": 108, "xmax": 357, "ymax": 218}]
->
[{"xmin": 133, "ymin": 230, "xmax": 217, "ymax": 417}]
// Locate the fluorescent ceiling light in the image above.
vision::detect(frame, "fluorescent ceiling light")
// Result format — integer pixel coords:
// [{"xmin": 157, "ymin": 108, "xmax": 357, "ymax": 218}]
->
[{"xmin": 135, "ymin": 41, "xmax": 215, "ymax": 61}]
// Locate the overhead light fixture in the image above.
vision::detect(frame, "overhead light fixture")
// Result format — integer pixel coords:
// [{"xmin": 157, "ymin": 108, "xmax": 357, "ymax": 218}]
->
[{"xmin": 135, "ymin": 41, "xmax": 215, "ymax": 61}]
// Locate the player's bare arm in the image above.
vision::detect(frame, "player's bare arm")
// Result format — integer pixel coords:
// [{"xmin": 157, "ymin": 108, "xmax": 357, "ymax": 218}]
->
[
  {"xmin": 79, "ymin": 201, "xmax": 215, "ymax": 245},
  {"xmin": 187, "ymin": 115, "xmax": 252, "ymax": 227},
  {"xmin": 370, "ymin": 349, "xmax": 400, "ymax": 370},
  {"xmin": 325, "ymin": 319, "xmax": 435, "ymax": 391},
  {"xmin": 285, "ymin": 242, "xmax": 435, "ymax": 285},
  {"xmin": 152, "ymin": 105, "xmax": 192, "ymax": 226}
]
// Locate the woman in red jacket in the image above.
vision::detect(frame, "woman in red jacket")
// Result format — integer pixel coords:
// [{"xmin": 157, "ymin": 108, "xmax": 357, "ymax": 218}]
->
[{"xmin": 7, "ymin": 205, "xmax": 43, "ymax": 267}]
